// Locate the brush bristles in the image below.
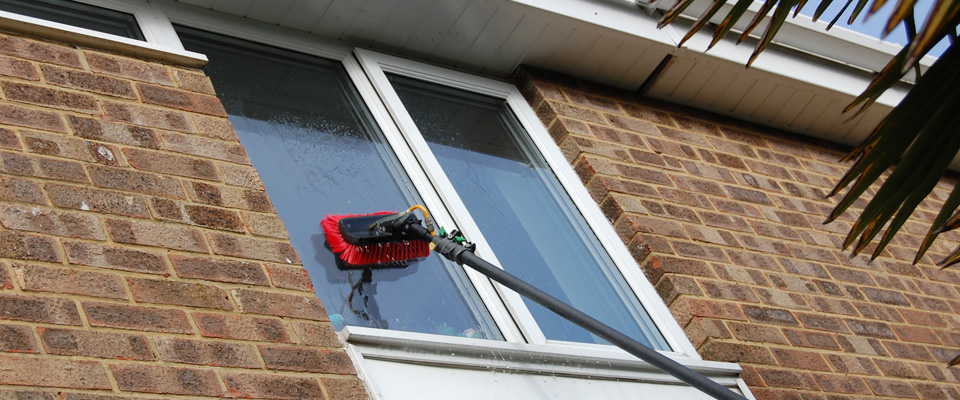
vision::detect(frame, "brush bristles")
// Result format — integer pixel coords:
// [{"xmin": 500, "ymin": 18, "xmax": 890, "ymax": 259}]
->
[{"xmin": 322, "ymin": 213, "xmax": 429, "ymax": 268}]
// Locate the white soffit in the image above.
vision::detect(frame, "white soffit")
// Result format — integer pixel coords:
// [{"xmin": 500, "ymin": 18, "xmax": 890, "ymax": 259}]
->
[{"xmin": 171, "ymin": 0, "xmax": 921, "ymax": 147}]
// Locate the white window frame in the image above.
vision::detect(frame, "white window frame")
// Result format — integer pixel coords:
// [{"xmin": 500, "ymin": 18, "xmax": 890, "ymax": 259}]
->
[
  {"xmin": 353, "ymin": 48, "xmax": 695, "ymax": 355},
  {"xmin": 4, "ymin": 2, "xmax": 751, "ymax": 398}
]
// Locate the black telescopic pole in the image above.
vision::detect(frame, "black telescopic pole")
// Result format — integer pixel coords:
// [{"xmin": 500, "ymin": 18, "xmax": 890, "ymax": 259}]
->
[{"xmin": 401, "ymin": 222, "xmax": 747, "ymax": 400}]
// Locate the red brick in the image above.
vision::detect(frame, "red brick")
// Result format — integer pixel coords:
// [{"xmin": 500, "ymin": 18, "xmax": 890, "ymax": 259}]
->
[
  {"xmin": 1, "ymin": 81, "xmax": 99, "ymax": 114},
  {"xmin": 728, "ymin": 321, "xmax": 789, "ymax": 344},
  {"xmin": 723, "ymin": 185, "xmax": 774, "ymax": 205},
  {"xmin": 83, "ymin": 302, "xmax": 192, "ymax": 334},
  {"xmin": 46, "ymin": 183, "xmax": 150, "ymax": 218},
  {"xmin": 855, "ymin": 302, "xmax": 905, "ymax": 322},
  {"xmin": 106, "ymin": 218, "xmax": 207, "ymax": 253},
  {"xmin": 292, "ymin": 321, "xmax": 341, "ymax": 347},
  {"xmin": 169, "ymin": 254, "xmax": 268, "ymax": 285},
  {"xmin": 873, "ymin": 359, "xmax": 928, "ymax": 379},
  {"xmin": 825, "ymin": 353, "xmax": 880, "ymax": 375},
  {"xmin": 184, "ymin": 204, "xmax": 244, "ymax": 232},
  {"xmin": 742, "ymin": 305, "xmax": 799, "ymax": 326},
  {"xmin": 0, "ymin": 229, "xmax": 57, "ymax": 263},
  {"xmin": 39, "ymin": 327, "xmax": 154, "ymax": 360},
  {"xmin": 241, "ymin": 211, "xmax": 289, "ymax": 239},
  {"xmin": 0, "ymin": 103, "xmax": 66, "ymax": 133},
  {"xmin": 127, "ymin": 277, "xmax": 233, "ymax": 310},
  {"xmin": 0, "ymin": 293, "xmax": 80, "ymax": 325},
  {"xmin": 88, "ymin": 165, "xmax": 185, "ymax": 199},
  {"xmin": 172, "ymin": 68, "xmax": 215, "ymax": 94},
  {"xmin": 826, "ymin": 265, "xmax": 876, "ymax": 286},
  {"xmin": 84, "ymin": 51, "xmax": 172, "ymax": 84},
  {"xmin": 0, "ymin": 323, "xmax": 38, "ymax": 353},
  {"xmin": 788, "ymin": 244, "xmax": 840, "ymax": 263},
  {"xmin": 807, "ymin": 296, "xmax": 859, "ymax": 316},
  {"xmin": 683, "ymin": 317, "xmax": 731, "ymax": 348},
  {"xmin": 322, "ymin": 377, "xmax": 369, "ymax": 400},
  {"xmin": 155, "ymin": 336, "xmax": 260, "ymax": 368},
  {"xmin": 883, "ymin": 340, "xmax": 935, "ymax": 362},
  {"xmin": 757, "ymin": 368, "xmax": 819, "ymax": 390},
  {"xmin": 656, "ymin": 275, "xmax": 703, "ymax": 305},
  {"xmin": 123, "ymin": 148, "xmax": 218, "ymax": 181},
  {"xmin": 161, "ymin": 131, "xmax": 249, "ymax": 164},
  {"xmin": 259, "ymin": 345, "xmax": 355, "ymax": 374},
  {"xmin": 66, "ymin": 115, "xmax": 161, "ymax": 149},
  {"xmin": 232, "ymin": 289, "xmax": 326, "ymax": 321},
  {"xmin": 102, "ymin": 101, "xmax": 194, "ymax": 133},
  {"xmin": 670, "ymin": 241, "xmax": 730, "ymax": 263},
  {"xmin": 837, "ymin": 334, "xmax": 888, "ymax": 356},
  {"xmin": 795, "ymin": 313, "xmax": 849, "ymax": 333},
  {"xmin": 813, "ymin": 373, "xmax": 872, "ymax": 395},
  {"xmin": 0, "ymin": 55, "xmax": 38, "ymax": 80},
  {"xmin": 222, "ymin": 372, "xmax": 324, "ymax": 400},
  {"xmin": 0, "ymin": 34, "xmax": 81, "ymax": 67},
  {"xmin": 913, "ymin": 382, "xmax": 956, "ymax": 399},
  {"xmin": 137, "ymin": 83, "xmax": 226, "ymax": 116},
  {"xmin": 193, "ymin": 114, "xmax": 239, "ymax": 141},
  {"xmin": 905, "ymin": 293, "xmax": 953, "ymax": 312},
  {"xmin": 193, "ymin": 312, "xmax": 293, "ymax": 343},
  {"xmin": 0, "ymin": 203, "xmax": 104, "ymax": 240},
  {"xmin": 861, "ymin": 287, "xmax": 911, "ymax": 306},
  {"xmin": 587, "ymin": 175, "xmax": 659, "ymax": 201},
  {"xmin": 13, "ymin": 263, "xmax": 126, "ymax": 299},
  {"xmin": 750, "ymin": 220, "xmax": 801, "ymax": 241},
  {"xmin": 266, "ymin": 264, "xmax": 313, "ymax": 292},
  {"xmin": 846, "ymin": 319, "xmax": 897, "ymax": 339},
  {"xmin": 0, "ymin": 175, "xmax": 44, "ymax": 205},
  {"xmin": 699, "ymin": 340, "xmax": 776, "ymax": 364},
  {"xmin": 616, "ymin": 215, "xmax": 686, "ymax": 243},
  {"xmin": 208, "ymin": 232, "xmax": 299, "ymax": 264},
  {"xmin": 149, "ymin": 197, "xmax": 184, "ymax": 222},
  {"xmin": 41, "ymin": 64, "xmax": 136, "ymax": 98},
  {"xmin": 613, "ymin": 163, "xmax": 673, "ymax": 185},
  {"xmin": 111, "ymin": 364, "xmax": 221, "ymax": 396},
  {"xmin": 0, "ymin": 354, "xmax": 110, "ymax": 389},
  {"xmin": 669, "ymin": 298, "xmax": 747, "ymax": 326},
  {"xmin": 783, "ymin": 329, "xmax": 841, "ymax": 350},
  {"xmin": 864, "ymin": 379, "xmax": 920, "ymax": 399},
  {"xmin": 62, "ymin": 241, "xmax": 168, "ymax": 275},
  {"xmin": 700, "ymin": 280, "xmax": 759, "ymax": 303},
  {"xmin": 754, "ymin": 288, "xmax": 809, "ymax": 309},
  {"xmin": 770, "ymin": 348, "xmax": 831, "ymax": 371},
  {"xmin": 21, "ymin": 130, "xmax": 119, "ymax": 166},
  {"xmin": 219, "ymin": 163, "xmax": 262, "ymax": 189}
]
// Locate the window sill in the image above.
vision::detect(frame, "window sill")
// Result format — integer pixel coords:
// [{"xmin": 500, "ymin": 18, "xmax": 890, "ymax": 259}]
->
[
  {"xmin": 0, "ymin": 10, "xmax": 207, "ymax": 68},
  {"xmin": 342, "ymin": 326, "xmax": 751, "ymax": 399}
]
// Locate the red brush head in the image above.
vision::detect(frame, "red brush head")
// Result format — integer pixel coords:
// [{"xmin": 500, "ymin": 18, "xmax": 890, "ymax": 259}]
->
[{"xmin": 322, "ymin": 212, "xmax": 430, "ymax": 269}]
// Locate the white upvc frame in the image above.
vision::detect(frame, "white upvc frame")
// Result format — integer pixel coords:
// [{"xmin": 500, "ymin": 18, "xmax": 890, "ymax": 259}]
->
[
  {"xmin": 353, "ymin": 48, "xmax": 699, "ymax": 357},
  {"xmin": 3, "ymin": 2, "xmax": 751, "ymax": 397}
]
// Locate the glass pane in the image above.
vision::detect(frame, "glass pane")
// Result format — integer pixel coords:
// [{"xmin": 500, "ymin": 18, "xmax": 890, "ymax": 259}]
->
[
  {"xmin": 0, "ymin": 0, "xmax": 144, "ymax": 40},
  {"xmin": 178, "ymin": 28, "xmax": 502, "ymax": 341},
  {"xmin": 389, "ymin": 75, "xmax": 669, "ymax": 349}
]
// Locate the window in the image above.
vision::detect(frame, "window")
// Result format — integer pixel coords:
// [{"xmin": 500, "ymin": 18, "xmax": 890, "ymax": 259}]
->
[
  {"xmin": 178, "ymin": 26, "xmax": 670, "ymax": 351},
  {"xmin": 0, "ymin": 0, "xmax": 144, "ymax": 40}
]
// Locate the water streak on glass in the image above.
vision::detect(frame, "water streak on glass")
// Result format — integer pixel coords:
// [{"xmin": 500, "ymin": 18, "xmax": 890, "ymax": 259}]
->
[
  {"xmin": 178, "ymin": 28, "xmax": 502, "ymax": 341},
  {"xmin": 388, "ymin": 74, "xmax": 668, "ymax": 349}
]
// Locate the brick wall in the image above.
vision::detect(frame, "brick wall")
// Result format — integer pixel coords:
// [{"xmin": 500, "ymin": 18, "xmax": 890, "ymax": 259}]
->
[
  {"xmin": 0, "ymin": 31, "xmax": 368, "ymax": 400},
  {"xmin": 515, "ymin": 67, "xmax": 960, "ymax": 400}
]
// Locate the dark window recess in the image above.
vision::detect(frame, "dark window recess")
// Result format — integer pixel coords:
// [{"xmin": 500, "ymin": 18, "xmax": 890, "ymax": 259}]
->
[{"xmin": 0, "ymin": 0, "xmax": 144, "ymax": 40}]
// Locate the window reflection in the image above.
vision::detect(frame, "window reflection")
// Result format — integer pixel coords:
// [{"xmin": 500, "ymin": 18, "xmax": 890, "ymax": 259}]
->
[{"xmin": 178, "ymin": 28, "xmax": 502, "ymax": 341}]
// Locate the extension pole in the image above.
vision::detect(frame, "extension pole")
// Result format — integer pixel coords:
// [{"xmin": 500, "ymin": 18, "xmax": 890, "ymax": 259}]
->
[{"xmin": 403, "ymin": 223, "xmax": 747, "ymax": 400}]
